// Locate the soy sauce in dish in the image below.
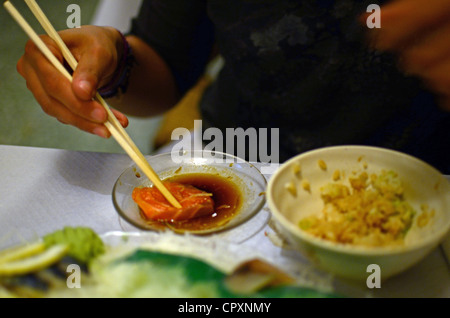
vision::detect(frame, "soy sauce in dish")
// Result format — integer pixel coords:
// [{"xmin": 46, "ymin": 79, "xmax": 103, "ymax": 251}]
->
[{"xmin": 138, "ymin": 173, "xmax": 242, "ymax": 233}]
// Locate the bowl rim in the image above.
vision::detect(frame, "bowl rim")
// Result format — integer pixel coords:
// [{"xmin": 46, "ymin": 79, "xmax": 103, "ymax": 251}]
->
[
  {"xmin": 112, "ymin": 149, "xmax": 268, "ymax": 233},
  {"xmin": 267, "ymin": 145, "xmax": 450, "ymax": 256}
]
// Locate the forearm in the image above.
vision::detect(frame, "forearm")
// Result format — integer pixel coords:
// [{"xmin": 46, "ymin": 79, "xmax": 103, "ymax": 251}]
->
[{"xmin": 107, "ymin": 35, "xmax": 180, "ymax": 117}]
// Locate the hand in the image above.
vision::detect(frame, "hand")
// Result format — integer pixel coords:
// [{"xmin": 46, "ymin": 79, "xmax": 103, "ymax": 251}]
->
[
  {"xmin": 16, "ymin": 25, "xmax": 129, "ymax": 138},
  {"xmin": 371, "ymin": 0, "xmax": 450, "ymax": 111}
]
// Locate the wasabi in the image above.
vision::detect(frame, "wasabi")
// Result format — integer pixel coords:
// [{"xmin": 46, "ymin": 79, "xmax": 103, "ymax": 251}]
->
[{"xmin": 43, "ymin": 227, "xmax": 105, "ymax": 263}]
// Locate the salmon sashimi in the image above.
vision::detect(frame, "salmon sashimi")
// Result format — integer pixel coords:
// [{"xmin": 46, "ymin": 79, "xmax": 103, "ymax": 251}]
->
[{"xmin": 132, "ymin": 182, "xmax": 215, "ymax": 222}]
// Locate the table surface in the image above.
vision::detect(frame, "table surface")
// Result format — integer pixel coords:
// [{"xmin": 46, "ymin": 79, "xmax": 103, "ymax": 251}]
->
[{"xmin": 0, "ymin": 144, "xmax": 449, "ymax": 298}]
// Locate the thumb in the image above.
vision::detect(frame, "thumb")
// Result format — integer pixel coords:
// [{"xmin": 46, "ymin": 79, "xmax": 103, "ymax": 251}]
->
[{"xmin": 71, "ymin": 52, "xmax": 112, "ymax": 101}]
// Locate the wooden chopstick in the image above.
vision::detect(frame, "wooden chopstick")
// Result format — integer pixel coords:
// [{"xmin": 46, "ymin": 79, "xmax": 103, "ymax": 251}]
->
[{"xmin": 4, "ymin": 0, "xmax": 182, "ymax": 209}]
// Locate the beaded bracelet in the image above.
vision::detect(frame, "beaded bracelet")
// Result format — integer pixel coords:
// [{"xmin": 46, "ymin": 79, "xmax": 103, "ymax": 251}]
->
[{"xmin": 98, "ymin": 30, "xmax": 135, "ymax": 99}]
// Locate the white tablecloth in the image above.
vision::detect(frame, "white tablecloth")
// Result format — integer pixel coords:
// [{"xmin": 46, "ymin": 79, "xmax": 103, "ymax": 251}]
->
[{"xmin": 0, "ymin": 144, "xmax": 448, "ymax": 298}]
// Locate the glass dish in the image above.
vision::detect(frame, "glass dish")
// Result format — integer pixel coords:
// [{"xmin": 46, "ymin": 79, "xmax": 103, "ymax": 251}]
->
[{"xmin": 112, "ymin": 150, "xmax": 267, "ymax": 235}]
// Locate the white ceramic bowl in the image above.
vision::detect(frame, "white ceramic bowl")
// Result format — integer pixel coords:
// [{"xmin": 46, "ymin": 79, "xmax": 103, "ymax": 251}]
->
[{"xmin": 267, "ymin": 145, "xmax": 450, "ymax": 281}]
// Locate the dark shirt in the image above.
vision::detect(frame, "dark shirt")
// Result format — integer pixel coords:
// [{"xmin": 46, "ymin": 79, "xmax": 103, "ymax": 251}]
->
[{"xmin": 130, "ymin": 0, "xmax": 449, "ymax": 173}]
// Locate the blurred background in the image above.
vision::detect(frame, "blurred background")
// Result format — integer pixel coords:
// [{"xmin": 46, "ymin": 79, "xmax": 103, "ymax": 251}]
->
[{"xmin": 0, "ymin": 0, "xmax": 165, "ymax": 155}]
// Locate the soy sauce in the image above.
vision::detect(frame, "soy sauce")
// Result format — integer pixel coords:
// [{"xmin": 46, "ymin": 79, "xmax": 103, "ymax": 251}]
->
[{"xmin": 139, "ymin": 173, "xmax": 242, "ymax": 233}]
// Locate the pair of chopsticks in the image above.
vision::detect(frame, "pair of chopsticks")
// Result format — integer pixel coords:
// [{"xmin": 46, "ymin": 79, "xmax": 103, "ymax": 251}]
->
[{"xmin": 4, "ymin": 0, "xmax": 182, "ymax": 208}]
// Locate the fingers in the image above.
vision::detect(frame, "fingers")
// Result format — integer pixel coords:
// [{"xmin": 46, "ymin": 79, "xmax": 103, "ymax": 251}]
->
[
  {"xmin": 374, "ymin": 0, "xmax": 450, "ymax": 50},
  {"xmin": 71, "ymin": 45, "xmax": 115, "ymax": 101},
  {"xmin": 18, "ymin": 37, "xmax": 128, "ymax": 137},
  {"xmin": 369, "ymin": 0, "xmax": 450, "ymax": 112},
  {"xmin": 399, "ymin": 22, "xmax": 450, "ymax": 73},
  {"xmin": 60, "ymin": 26, "xmax": 121, "ymax": 101},
  {"xmin": 111, "ymin": 109, "xmax": 129, "ymax": 128},
  {"xmin": 22, "ymin": 39, "xmax": 107, "ymax": 119},
  {"xmin": 24, "ymin": 64, "xmax": 128, "ymax": 136},
  {"xmin": 410, "ymin": 57, "xmax": 450, "ymax": 96},
  {"xmin": 22, "ymin": 61, "xmax": 129, "ymax": 137},
  {"xmin": 22, "ymin": 60, "xmax": 110, "ymax": 138},
  {"xmin": 397, "ymin": 21, "xmax": 450, "ymax": 105},
  {"xmin": 421, "ymin": 60, "xmax": 450, "ymax": 109},
  {"xmin": 16, "ymin": 27, "xmax": 129, "ymax": 137}
]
